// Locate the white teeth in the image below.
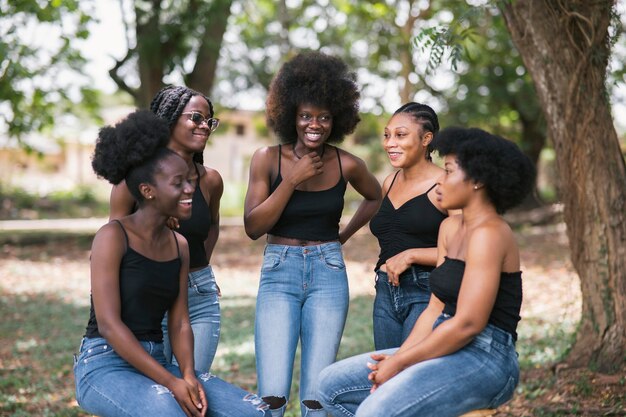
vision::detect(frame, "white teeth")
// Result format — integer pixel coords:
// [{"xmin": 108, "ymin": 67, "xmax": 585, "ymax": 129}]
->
[{"xmin": 179, "ymin": 199, "xmax": 192, "ymax": 204}]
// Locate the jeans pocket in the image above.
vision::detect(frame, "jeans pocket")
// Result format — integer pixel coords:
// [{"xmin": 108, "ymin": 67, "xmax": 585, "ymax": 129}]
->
[
  {"xmin": 415, "ymin": 271, "xmax": 431, "ymax": 291},
  {"xmin": 261, "ymin": 253, "xmax": 283, "ymax": 271},
  {"xmin": 321, "ymin": 250, "xmax": 345, "ymax": 270},
  {"xmin": 190, "ymin": 270, "xmax": 218, "ymax": 296}
]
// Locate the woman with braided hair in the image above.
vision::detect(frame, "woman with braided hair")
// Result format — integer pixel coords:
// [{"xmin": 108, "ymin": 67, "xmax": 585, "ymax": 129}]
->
[
  {"xmin": 73, "ymin": 110, "xmax": 269, "ymax": 416},
  {"xmin": 109, "ymin": 86, "xmax": 223, "ymax": 373},
  {"xmin": 244, "ymin": 51, "xmax": 381, "ymax": 417},
  {"xmin": 369, "ymin": 103, "xmax": 453, "ymax": 350},
  {"xmin": 319, "ymin": 127, "xmax": 535, "ymax": 417}
]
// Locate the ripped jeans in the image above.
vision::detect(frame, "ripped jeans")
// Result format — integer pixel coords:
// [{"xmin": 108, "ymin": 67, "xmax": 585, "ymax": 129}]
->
[
  {"xmin": 318, "ymin": 316, "xmax": 519, "ymax": 417},
  {"xmin": 255, "ymin": 243, "xmax": 349, "ymax": 417},
  {"xmin": 73, "ymin": 337, "xmax": 269, "ymax": 417}
]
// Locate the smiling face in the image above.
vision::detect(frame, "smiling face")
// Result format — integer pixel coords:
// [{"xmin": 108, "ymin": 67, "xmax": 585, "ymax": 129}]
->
[
  {"xmin": 149, "ymin": 153, "xmax": 194, "ymax": 220},
  {"xmin": 435, "ymin": 154, "xmax": 475, "ymax": 211},
  {"xmin": 383, "ymin": 113, "xmax": 431, "ymax": 169},
  {"xmin": 295, "ymin": 103, "xmax": 333, "ymax": 150},
  {"xmin": 169, "ymin": 95, "xmax": 212, "ymax": 155}
]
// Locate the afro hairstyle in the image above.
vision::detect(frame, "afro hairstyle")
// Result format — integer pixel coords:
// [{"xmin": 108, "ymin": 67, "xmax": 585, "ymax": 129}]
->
[
  {"xmin": 432, "ymin": 127, "xmax": 536, "ymax": 213},
  {"xmin": 91, "ymin": 109, "xmax": 175, "ymax": 202},
  {"xmin": 265, "ymin": 51, "xmax": 361, "ymax": 144}
]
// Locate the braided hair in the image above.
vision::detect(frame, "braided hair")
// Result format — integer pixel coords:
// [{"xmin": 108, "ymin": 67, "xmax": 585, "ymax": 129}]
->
[
  {"xmin": 91, "ymin": 110, "xmax": 175, "ymax": 203},
  {"xmin": 393, "ymin": 102, "xmax": 440, "ymax": 161},
  {"xmin": 150, "ymin": 85, "xmax": 214, "ymax": 164}
]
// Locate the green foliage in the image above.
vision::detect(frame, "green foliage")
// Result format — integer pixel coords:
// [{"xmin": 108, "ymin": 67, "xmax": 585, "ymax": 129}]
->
[
  {"xmin": 413, "ymin": 6, "xmax": 483, "ymax": 72},
  {"xmin": 0, "ymin": 0, "xmax": 101, "ymax": 141}
]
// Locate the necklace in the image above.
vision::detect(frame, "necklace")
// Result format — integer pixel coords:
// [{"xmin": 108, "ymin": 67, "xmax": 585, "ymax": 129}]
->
[{"xmin": 293, "ymin": 144, "xmax": 325, "ymax": 160}]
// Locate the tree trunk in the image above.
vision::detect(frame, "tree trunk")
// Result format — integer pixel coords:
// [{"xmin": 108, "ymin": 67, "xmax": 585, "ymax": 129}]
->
[
  {"xmin": 135, "ymin": 0, "xmax": 165, "ymax": 108},
  {"xmin": 501, "ymin": 0, "xmax": 626, "ymax": 372},
  {"xmin": 187, "ymin": 0, "xmax": 233, "ymax": 95}
]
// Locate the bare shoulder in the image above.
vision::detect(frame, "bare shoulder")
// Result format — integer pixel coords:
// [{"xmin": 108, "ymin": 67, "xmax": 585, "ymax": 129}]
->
[
  {"xmin": 335, "ymin": 146, "xmax": 367, "ymax": 176},
  {"xmin": 92, "ymin": 221, "xmax": 126, "ymax": 253},
  {"xmin": 440, "ymin": 213, "xmax": 462, "ymax": 234},
  {"xmin": 467, "ymin": 217, "xmax": 516, "ymax": 261},
  {"xmin": 198, "ymin": 164, "xmax": 224, "ymax": 191},
  {"xmin": 381, "ymin": 171, "xmax": 399, "ymax": 193}
]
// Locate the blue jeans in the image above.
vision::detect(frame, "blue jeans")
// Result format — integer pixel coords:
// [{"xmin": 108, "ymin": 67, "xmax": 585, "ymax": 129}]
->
[
  {"xmin": 318, "ymin": 316, "xmax": 519, "ymax": 417},
  {"xmin": 162, "ymin": 265, "xmax": 221, "ymax": 372},
  {"xmin": 372, "ymin": 266, "xmax": 431, "ymax": 350},
  {"xmin": 73, "ymin": 337, "xmax": 269, "ymax": 417},
  {"xmin": 255, "ymin": 242, "xmax": 349, "ymax": 417}
]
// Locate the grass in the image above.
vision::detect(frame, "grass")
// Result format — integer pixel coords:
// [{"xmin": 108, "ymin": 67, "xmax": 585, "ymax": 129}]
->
[{"xmin": 0, "ymin": 287, "xmax": 578, "ymax": 417}]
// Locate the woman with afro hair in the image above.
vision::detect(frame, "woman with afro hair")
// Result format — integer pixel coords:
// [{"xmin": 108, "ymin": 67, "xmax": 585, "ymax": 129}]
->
[
  {"xmin": 109, "ymin": 86, "xmax": 224, "ymax": 374},
  {"xmin": 318, "ymin": 127, "xmax": 535, "ymax": 417},
  {"xmin": 244, "ymin": 52, "xmax": 382, "ymax": 416},
  {"xmin": 73, "ymin": 110, "xmax": 269, "ymax": 417}
]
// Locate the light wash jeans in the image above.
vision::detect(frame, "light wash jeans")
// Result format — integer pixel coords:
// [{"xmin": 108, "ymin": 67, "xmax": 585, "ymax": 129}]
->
[
  {"xmin": 162, "ymin": 265, "xmax": 221, "ymax": 372},
  {"xmin": 73, "ymin": 337, "xmax": 269, "ymax": 417},
  {"xmin": 373, "ymin": 266, "xmax": 431, "ymax": 350},
  {"xmin": 255, "ymin": 242, "xmax": 349, "ymax": 417},
  {"xmin": 318, "ymin": 316, "xmax": 519, "ymax": 417}
]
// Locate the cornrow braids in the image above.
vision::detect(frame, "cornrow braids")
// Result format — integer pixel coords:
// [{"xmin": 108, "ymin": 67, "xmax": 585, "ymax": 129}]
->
[
  {"xmin": 394, "ymin": 102, "xmax": 440, "ymax": 161},
  {"xmin": 149, "ymin": 85, "xmax": 215, "ymax": 164}
]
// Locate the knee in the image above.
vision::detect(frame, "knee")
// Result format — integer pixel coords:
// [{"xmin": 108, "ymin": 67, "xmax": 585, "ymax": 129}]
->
[{"xmin": 261, "ymin": 395, "xmax": 287, "ymax": 411}]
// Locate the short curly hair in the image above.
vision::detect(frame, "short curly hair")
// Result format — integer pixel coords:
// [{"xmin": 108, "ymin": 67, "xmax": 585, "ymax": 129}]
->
[
  {"xmin": 91, "ymin": 110, "xmax": 175, "ymax": 202},
  {"xmin": 266, "ymin": 51, "xmax": 360, "ymax": 144},
  {"xmin": 150, "ymin": 85, "xmax": 214, "ymax": 164},
  {"xmin": 432, "ymin": 127, "xmax": 535, "ymax": 214}
]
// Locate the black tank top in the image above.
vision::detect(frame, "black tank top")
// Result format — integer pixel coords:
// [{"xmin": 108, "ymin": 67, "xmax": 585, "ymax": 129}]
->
[
  {"xmin": 177, "ymin": 164, "xmax": 211, "ymax": 269},
  {"xmin": 430, "ymin": 257, "xmax": 522, "ymax": 340},
  {"xmin": 369, "ymin": 171, "xmax": 447, "ymax": 271},
  {"xmin": 85, "ymin": 220, "xmax": 181, "ymax": 342},
  {"xmin": 267, "ymin": 145, "xmax": 346, "ymax": 241}
]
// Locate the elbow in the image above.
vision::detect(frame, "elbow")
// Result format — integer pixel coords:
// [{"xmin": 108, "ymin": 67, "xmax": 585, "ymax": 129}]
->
[{"xmin": 244, "ymin": 224, "xmax": 262, "ymax": 240}]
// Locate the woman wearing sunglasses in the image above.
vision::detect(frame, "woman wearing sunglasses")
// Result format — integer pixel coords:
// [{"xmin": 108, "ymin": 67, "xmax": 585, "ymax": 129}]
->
[
  {"xmin": 74, "ymin": 110, "xmax": 268, "ymax": 417},
  {"xmin": 109, "ymin": 86, "xmax": 223, "ymax": 374}
]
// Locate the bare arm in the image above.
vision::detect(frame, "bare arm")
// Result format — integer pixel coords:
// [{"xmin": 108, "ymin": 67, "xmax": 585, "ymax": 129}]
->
[
  {"xmin": 243, "ymin": 146, "xmax": 323, "ymax": 240},
  {"xmin": 91, "ymin": 225, "xmax": 206, "ymax": 416},
  {"xmin": 109, "ymin": 181, "xmax": 135, "ymax": 220},
  {"xmin": 338, "ymin": 151, "xmax": 382, "ymax": 244},
  {"xmin": 370, "ymin": 219, "xmax": 509, "ymax": 388}
]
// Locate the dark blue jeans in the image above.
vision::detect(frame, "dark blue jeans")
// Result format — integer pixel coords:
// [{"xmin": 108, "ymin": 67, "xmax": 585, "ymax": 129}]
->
[{"xmin": 372, "ymin": 266, "xmax": 431, "ymax": 350}]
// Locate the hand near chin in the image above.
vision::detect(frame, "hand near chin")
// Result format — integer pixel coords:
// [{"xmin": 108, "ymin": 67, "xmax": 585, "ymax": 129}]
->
[
  {"xmin": 166, "ymin": 217, "xmax": 181, "ymax": 230},
  {"xmin": 170, "ymin": 377, "xmax": 208, "ymax": 417},
  {"xmin": 290, "ymin": 153, "xmax": 324, "ymax": 185}
]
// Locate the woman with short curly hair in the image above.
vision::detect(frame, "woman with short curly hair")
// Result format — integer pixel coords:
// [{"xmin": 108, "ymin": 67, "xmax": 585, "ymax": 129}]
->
[
  {"xmin": 244, "ymin": 51, "xmax": 382, "ymax": 417},
  {"xmin": 109, "ymin": 86, "xmax": 224, "ymax": 375},
  {"xmin": 319, "ymin": 127, "xmax": 535, "ymax": 417},
  {"xmin": 73, "ymin": 110, "xmax": 269, "ymax": 417}
]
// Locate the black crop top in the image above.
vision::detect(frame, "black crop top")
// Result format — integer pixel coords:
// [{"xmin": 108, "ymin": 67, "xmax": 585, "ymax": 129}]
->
[
  {"xmin": 177, "ymin": 164, "xmax": 211, "ymax": 269},
  {"xmin": 267, "ymin": 145, "xmax": 346, "ymax": 241},
  {"xmin": 429, "ymin": 257, "xmax": 522, "ymax": 340},
  {"xmin": 85, "ymin": 220, "xmax": 181, "ymax": 342},
  {"xmin": 369, "ymin": 171, "xmax": 447, "ymax": 271}
]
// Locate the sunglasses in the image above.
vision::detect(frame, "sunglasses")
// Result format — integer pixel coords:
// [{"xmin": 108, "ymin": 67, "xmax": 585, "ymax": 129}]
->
[{"xmin": 182, "ymin": 111, "xmax": 220, "ymax": 132}]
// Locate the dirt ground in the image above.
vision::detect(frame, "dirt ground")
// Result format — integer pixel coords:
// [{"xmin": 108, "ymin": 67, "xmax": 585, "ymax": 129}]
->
[{"xmin": 1, "ymin": 223, "xmax": 624, "ymax": 416}]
